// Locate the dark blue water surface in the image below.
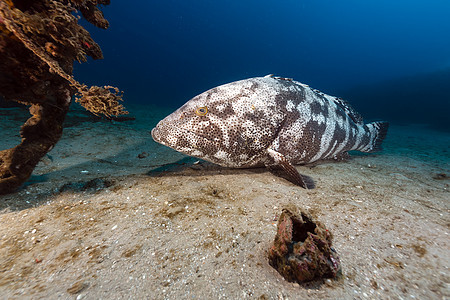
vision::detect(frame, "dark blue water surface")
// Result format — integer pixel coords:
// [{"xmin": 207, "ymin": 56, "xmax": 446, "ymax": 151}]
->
[{"xmin": 74, "ymin": 0, "xmax": 450, "ymax": 131}]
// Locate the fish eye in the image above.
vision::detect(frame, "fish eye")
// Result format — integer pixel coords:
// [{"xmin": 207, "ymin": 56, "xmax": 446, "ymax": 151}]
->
[{"xmin": 195, "ymin": 106, "xmax": 208, "ymax": 116}]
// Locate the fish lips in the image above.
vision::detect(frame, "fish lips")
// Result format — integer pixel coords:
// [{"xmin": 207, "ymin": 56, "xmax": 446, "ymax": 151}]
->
[
  {"xmin": 150, "ymin": 127, "xmax": 159, "ymax": 143},
  {"xmin": 151, "ymin": 124, "xmax": 219, "ymax": 158}
]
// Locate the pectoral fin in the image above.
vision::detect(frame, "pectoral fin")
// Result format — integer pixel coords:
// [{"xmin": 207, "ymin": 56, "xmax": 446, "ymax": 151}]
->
[{"xmin": 266, "ymin": 148, "xmax": 310, "ymax": 189}]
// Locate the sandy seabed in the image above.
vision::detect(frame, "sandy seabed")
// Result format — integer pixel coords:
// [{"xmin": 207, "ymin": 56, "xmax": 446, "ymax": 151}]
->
[{"xmin": 0, "ymin": 104, "xmax": 449, "ymax": 299}]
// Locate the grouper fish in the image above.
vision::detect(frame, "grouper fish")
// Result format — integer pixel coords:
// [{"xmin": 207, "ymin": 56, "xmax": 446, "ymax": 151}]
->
[{"xmin": 151, "ymin": 75, "xmax": 389, "ymax": 188}]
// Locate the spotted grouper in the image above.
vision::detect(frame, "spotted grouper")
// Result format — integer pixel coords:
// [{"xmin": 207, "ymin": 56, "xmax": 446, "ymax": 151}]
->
[{"xmin": 151, "ymin": 75, "xmax": 389, "ymax": 188}]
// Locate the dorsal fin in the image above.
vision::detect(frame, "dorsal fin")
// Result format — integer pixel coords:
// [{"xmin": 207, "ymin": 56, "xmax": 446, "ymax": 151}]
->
[
  {"xmin": 331, "ymin": 96, "xmax": 364, "ymax": 124},
  {"xmin": 267, "ymin": 75, "xmax": 364, "ymax": 124},
  {"xmin": 265, "ymin": 74, "xmax": 294, "ymax": 81}
]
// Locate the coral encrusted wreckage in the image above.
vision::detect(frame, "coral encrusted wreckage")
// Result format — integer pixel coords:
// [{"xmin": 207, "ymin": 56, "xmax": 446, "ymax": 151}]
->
[
  {"xmin": 0, "ymin": 0, "xmax": 127, "ymax": 194},
  {"xmin": 268, "ymin": 208, "xmax": 341, "ymax": 283}
]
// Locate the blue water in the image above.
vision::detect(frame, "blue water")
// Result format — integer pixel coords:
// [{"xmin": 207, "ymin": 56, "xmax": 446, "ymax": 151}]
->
[{"xmin": 74, "ymin": 0, "xmax": 450, "ymax": 131}]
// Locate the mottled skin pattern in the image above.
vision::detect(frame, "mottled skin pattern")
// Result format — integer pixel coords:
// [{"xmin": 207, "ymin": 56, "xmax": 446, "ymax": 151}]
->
[{"xmin": 152, "ymin": 75, "xmax": 389, "ymax": 188}]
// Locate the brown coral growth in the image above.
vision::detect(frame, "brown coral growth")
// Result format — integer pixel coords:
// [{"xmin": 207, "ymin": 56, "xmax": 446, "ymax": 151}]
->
[
  {"xmin": 268, "ymin": 208, "xmax": 341, "ymax": 283},
  {"xmin": 0, "ymin": 0, "xmax": 127, "ymax": 194}
]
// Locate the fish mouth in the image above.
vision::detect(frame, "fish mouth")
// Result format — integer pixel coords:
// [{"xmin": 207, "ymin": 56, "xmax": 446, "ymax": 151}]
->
[
  {"xmin": 184, "ymin": 129, "xmax": 215, "ymax": 143},
  {"xmin": 150, "ymin": 127, "xmax": 157, "ymax": 141},
  {"xmin": 151, "ymin": 125, "xmax": 217, "ymax": 149},
  {"xmin": 151, "ymin": 126, "xmax": 170, "ymax": 146},
  {"xmin": 150, "ymin": 127, "xmax": 160, "ymax": 143}
]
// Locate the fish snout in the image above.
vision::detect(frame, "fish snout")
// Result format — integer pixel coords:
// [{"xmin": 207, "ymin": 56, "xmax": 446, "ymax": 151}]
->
[{"xmin": 150, "ymin": 127, "xmax": 159, "ymax": 142}]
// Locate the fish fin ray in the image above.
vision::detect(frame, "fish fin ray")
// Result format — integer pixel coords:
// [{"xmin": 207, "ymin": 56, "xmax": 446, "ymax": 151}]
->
[
  {"xmin": 266, "ymin": 148, "xmax": 312, "ymax": 189},
  {"xmin": 363, "ymin": 121, "xmax": 389, "ymax": 152},
  {"xmin": 332, "ymin": 97, "xmax": 364, "ymax": 124}
]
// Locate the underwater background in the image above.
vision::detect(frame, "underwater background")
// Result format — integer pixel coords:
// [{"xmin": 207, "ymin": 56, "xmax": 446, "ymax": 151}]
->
[
  {"xmin": 1, "ymin": 2, "xmax": 450, "ymax": 298},
  {"xmin": 74, "ymin": 0, "xmax": 450, "ymax": 131}
]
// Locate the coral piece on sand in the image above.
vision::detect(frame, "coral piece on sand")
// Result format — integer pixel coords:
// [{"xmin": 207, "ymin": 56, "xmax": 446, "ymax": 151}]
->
[{"xmin": 268, "ymin": 208, "xmax": 341, "ymax": 283}]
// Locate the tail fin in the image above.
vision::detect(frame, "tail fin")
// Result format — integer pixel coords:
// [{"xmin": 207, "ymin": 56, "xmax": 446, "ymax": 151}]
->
[{"xmin": 360, "ymin": 121, "xmax": 389, "ymax": 153}]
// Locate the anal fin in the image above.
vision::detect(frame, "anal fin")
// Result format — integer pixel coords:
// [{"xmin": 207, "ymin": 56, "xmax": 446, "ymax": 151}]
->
[{"xmin": 266, "ymin": 148, "xmax": 312, "ymax": 189}]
